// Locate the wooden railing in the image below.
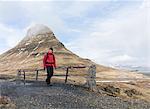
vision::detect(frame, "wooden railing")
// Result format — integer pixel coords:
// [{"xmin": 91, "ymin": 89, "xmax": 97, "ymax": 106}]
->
[
  {"xmin": 16, "ymin": 65, "xmax": 96, "ymax": 90},
  {"xmin": 17, "ymin": 66, "xmax": 87, "ymax": 84}
]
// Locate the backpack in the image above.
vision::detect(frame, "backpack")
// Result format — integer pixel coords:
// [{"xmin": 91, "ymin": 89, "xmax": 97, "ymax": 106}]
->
[{"xmin": 45, "ymin": 53, "xmax": 55, "ymax": 64}]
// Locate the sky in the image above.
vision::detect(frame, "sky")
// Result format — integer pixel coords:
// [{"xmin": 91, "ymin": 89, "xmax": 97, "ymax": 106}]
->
[{"xmin": 0, "ymin": 0, "xmax": 149, "ymax": 67}]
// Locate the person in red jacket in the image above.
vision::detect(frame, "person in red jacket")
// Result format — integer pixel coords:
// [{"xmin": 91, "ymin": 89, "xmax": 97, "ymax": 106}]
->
[{"xmin": 43, "ymin": 47, "xmax": 56, "ymax": 85}]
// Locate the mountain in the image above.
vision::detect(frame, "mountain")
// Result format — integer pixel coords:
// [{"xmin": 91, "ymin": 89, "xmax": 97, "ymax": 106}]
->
[
  {"xmin": 0, "ymin": 24, "xmax": 146, "ymax": 79},
  {"xmin": 114, "ymin": 65, "xmax": 150, "ymax": 74}
]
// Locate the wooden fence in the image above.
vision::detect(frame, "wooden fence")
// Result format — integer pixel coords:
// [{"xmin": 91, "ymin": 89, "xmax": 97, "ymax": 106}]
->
[{"xmin": 16, "ymin": 65, "xmax": 96, "ymax": 90}]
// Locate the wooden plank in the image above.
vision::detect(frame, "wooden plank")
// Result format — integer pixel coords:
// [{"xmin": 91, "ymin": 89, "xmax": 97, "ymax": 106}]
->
[
  {"xmin": 53, "ymin": 74, "xmax": 67, "ymax": 76},
  {"xmin": 72, "ymin": 66, "xmax": 86, "ymax": 69},
  {"xmin": 18, "ymin": 65, "xmax": 88, "ymax": 72}
]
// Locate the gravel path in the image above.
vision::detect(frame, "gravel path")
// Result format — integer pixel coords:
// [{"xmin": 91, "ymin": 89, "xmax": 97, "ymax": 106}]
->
[{"xmin": 1, "ymin": 80, "xmax": 150, "ymax": 109}]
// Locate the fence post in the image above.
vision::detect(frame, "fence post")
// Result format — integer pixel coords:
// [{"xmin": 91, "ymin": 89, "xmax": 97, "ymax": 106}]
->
[
  {"xmin": 36, "ymin": 70, "xmax": 39, "ymax": 81},
  {"xmin": 65, "ymin": 67, "xmax": 69, "ymax": 83},
  {"xmin": 23, "ymin": 70, "xmax": 26, "ymax": 85},
  {"xmin": 16, "ymin": 69, "xmax": 21, "ymax": 84},
  {"xmin": 85, "ymin": 65, "xmax": 97, "ymax": 91}
]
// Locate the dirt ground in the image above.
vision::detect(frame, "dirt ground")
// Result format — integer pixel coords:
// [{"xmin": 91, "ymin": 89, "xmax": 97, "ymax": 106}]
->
[{"xmin": 0, "ymin": 76, "xmax": 150, "ymax": 109}]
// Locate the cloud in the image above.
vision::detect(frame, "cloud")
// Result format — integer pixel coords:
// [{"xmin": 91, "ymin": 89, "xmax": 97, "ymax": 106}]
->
[
  {"xmin": 0, "ymin": 23, "xmax": 25, "ymax": 53},
  {"xmin": 66, "ymin": 0, "xmax": 149, "ymax": 66},
  {"xmin": 0, "ymin": 1, "xmax": 94, "ymax": 52},
  {"xmin": 0, "ymin": 0, "xmax": 149, "ymax": 67},
  {"xmin": 59, "ymin": 1, "xmax": 100, "ymax": 17},
  {"xmin": 109, "ymin": 54, "xmax": 136, "ymax": 63}
]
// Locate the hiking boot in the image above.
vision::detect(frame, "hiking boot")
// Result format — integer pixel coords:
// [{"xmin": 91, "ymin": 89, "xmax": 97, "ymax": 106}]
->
[
  {"xmin": 47, "ymin": 83, "xmax": 52, "ymax": 86},
  {"xmin": 49, "ymin": 84, "xmax": 53, "ymax": 86},
  {"xmin": 46, "ymin": 79, "xmax": 48, "ymax": 82}
]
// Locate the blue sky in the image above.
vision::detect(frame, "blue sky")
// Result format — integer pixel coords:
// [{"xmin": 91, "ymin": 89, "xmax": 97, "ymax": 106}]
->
[{"xmin": 0, "ymin": 0, "xmax": 149, "ymax": 67}]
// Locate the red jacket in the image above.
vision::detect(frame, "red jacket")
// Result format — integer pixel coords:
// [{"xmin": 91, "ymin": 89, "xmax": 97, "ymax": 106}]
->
[{"xmin": 43, "ymin": 51, "xmax": 56, "ymax": 68}]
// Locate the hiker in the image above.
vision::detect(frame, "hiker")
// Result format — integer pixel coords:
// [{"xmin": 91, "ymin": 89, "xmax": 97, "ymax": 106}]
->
[{"xmin": 43, "ymin": 47, "xmax": 56, "ymax": 85}]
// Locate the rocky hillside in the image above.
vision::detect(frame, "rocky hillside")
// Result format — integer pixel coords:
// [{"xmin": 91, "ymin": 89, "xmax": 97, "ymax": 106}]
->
[{"xmin": 0, "ymin": 24, "xmax": 146, "ymax": 79}]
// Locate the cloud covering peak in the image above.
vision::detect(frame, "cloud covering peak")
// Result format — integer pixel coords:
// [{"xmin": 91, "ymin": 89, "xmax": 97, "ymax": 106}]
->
[{"xmin": 26, "ymin": 24, "xmax": 52, "ymax": 38}]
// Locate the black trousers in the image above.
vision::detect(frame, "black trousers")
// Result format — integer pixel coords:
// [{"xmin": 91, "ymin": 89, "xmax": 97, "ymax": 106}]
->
[{"xmin": 46, "ymin": 66, "xmax": 53, "ymax": 84}]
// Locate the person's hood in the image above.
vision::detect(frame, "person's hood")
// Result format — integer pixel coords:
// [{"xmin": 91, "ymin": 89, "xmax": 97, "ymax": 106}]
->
[{"xmin": 48, "ymin": 50, "xmax": 53, "ymax": 54}]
